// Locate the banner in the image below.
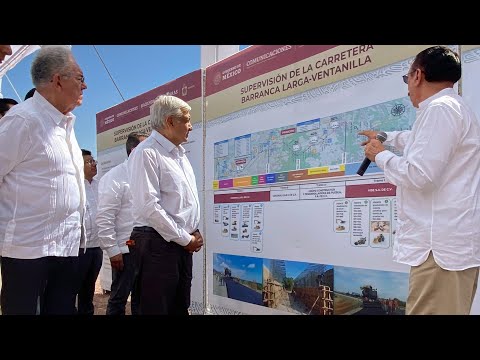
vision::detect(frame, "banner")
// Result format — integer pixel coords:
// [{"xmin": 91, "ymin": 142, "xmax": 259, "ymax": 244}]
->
[{"xmin": 203, "ymin": 45, "xmax": 437, "ymax": 315}]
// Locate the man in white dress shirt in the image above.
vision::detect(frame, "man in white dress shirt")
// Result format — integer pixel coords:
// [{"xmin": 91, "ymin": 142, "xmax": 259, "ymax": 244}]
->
[
  {"xmin": 360, "ymin": 46, "xmax": 480, "ymax": 314},
  {"xmin": 0, "ymin": 45, "xmax": 87, "ymax": 315},
  {"xmin": 76, "ymin": 149, "xmax": 102, "ymax": 315},
  {"xmin": 97, "ymin": 132, "xmax": 147, "ymax": 315},
  {"xmin": 128, "ymin": 95, "xmax": 204, "ymax": 315}
]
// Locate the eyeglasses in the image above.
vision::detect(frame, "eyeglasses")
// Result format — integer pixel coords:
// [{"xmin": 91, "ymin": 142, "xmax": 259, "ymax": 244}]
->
[
  {"xmin": 402, "ymin": 70, "xmax": 415, "ymax": 84},
  {"xmin": 85, "ymin": 159, "xmax": 97, "ymax": 166},
  {"xmin": 60, "ymin": 73, "xmax": 85, "ymax": 84},
  {"xmin": 402, "ymin": 69, "xmax": 422, "ymax": 84}
]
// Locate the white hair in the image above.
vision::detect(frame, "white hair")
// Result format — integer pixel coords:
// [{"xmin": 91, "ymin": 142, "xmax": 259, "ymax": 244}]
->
[
  {"xmin": 31, "ymin": 45, "xmax": 74, "ymax": 87},
  {"xmin": 150, "ymin": 95, "xmax": 191, "ymax": 130}
]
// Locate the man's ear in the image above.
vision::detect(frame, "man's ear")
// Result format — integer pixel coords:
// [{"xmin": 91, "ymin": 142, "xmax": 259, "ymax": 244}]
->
[
  {"xmin": 52, "ymin": 73, "xmax": 63, "ymax": 90},
  {"xmin": 166, "ymin": 115, "xmax": 174, "ymax": 127}
]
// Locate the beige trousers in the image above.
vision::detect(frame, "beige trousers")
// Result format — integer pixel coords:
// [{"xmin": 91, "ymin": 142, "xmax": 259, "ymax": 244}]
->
[{"xmin": 407, "ymin": 252, "xmax": 479, "ymax": 315}]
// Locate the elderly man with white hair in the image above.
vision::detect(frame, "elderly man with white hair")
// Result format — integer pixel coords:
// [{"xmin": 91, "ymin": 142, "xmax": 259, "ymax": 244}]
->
[{"xmin": 0, "ymin": 45, "xmax": 87, "ymax": 315}]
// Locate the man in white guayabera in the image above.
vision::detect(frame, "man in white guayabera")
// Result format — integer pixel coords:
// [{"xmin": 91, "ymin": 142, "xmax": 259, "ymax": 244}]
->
[
  {"xmin": 0, "ymin": 45, "xmax": 87, "ymax": 315},
  {"xmin": 360, "ymin": 46, "xmax": 480, "ymax": 315}
]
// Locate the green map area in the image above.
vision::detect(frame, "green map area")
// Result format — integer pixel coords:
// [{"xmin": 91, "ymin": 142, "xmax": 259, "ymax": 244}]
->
[
  {"xmin": 214, "ymin": 96, "xmax": 416, "ymax": 180},
  {"xmin": 345, "ymin": 96, "xmax": 415, "ymax": 163}
]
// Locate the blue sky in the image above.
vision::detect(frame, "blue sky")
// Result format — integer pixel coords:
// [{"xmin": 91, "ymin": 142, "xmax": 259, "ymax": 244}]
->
[
  {"xmin": 213, "ymin": 253, "xmax": 263, "ymax": 284},
  {"xmin": 334, "ymin": 266, "xmax": 409, "ymax": 301},
  {"xmin": 1, "ymin": 45, "xmax": 248, "ymax": 157},
  {"xmin": 284, "ymin": 261, "xmax": 333, "ymax": 279}
]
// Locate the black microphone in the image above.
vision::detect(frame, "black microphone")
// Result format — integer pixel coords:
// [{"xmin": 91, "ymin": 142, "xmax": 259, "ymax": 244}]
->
[{"xmin": 357, "ymin": 131, "xmax": 388, "ymax": 176}]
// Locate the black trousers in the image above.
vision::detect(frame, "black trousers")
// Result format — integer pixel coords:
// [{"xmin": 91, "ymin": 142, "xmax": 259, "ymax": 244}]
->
[
  {"xmin": 77, "ymin": 247, "xmax": 103, "ymax": 315},
  {"xmin": 1, "ymin": 256, "xmax": 79, "ymax": 315},
  {"xmin": 106, "ymin": 251, "xmax": 140, "ymax": 315},
  {"xmin": 130, "ymin": 227, "xmax": 192, "ymax": 315}
]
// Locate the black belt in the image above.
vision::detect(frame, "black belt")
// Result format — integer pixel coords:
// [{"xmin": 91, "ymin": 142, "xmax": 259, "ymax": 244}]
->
[
  {"xmin": 134, "ymin": 226, "xmax": 199, "ymax": 236},
  {"xmin": 133, "ymin": 226, "xmax": 158, "ymax": 233}
]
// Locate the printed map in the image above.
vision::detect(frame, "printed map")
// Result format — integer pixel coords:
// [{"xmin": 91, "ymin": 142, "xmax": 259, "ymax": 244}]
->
[
  {"xmin": 345, "ymin": 96, "xmax": 416, "ymax": 163},
  {"xmin": 214, "ymin": 96, "xmax": 416, "ymax": 180}
]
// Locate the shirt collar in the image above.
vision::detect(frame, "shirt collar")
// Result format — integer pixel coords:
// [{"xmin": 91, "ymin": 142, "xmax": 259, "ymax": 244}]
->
[
  {"xmin": 152, "ymin": 130, "xmax": 186, "ymax": 155},
  {"xmin": 32, "ymin": 90, "xmax": 76, "ymax": 127},
  {"xmin": 418, "ymin": 87, "xmax": 455, "ymax": 110},
  {"xmin": 84, "ymin": 176, "xmax": 98, "ymax": 185}
]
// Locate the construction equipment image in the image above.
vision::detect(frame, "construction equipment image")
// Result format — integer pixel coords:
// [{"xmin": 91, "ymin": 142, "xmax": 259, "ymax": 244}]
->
[{"xmin": 361, "ymin": 285, "xmax": 381, "ymax": 308}]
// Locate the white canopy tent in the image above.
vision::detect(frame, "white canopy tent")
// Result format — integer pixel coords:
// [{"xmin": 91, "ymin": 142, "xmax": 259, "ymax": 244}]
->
[
  {"xmin": 0, "ymin": 45, "xmax": 41, "ymax": 99},
  {"xmin": 1, "ymin": 45, "xmax": 238, "ymax": 99},
  {"xmin": 0, "ymin": 45, "xmax": 75, "ymax": 99}
]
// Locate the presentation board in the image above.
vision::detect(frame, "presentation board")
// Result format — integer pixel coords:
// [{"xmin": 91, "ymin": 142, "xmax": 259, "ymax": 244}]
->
[
  {"xmin": 95, "ymin": 70, "xmax": 205, "ymax": 312},
  {"xmin": 204, "ymin": 45, "xmax": 440, "ymax": 315},
  {"xmin": 93, "ymin": 44, "xmax": 480, "ymax": 315}
]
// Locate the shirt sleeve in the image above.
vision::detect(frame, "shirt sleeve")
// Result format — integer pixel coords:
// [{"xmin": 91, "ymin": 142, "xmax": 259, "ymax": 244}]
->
[
  {"xmin": 0, "ymin": 115, "xmax": 31, "ymax": 185},
  {"xmin": 96, "ymin": 171, "xmax": 122, "ymax": 258},
  {"xmin": 128, "ymin": 148, "xmax": 192, "ymax": 246},
  {"xmin": 376, "ymin": 104, "xmax": 462, "ymax": 190},
  {"xmin": 384, "ymin": 130, "xmax": 411, "ymax": 152}
]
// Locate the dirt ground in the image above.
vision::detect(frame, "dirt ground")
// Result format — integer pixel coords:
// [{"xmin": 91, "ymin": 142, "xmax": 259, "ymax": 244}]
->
[{"xmin": 93, "ymin": 278, "xmax": 132, "ymax": 315}]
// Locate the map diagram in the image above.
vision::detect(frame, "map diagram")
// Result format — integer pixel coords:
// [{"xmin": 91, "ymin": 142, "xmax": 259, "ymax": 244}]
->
[
  {"xmin": 345, "ymin": 96, "xmax": 416, "ymax": 163},
  {"xmin": 214, "ymin": 96, "xmax": 416, "ymax": 180}
]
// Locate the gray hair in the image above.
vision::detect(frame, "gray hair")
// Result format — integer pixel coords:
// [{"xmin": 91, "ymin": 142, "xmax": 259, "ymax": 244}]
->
[
  {"xmin": 31, "ymin": 45, "xmax": 74, "ymax": 87},
  {"xmin": 150, "ymin": 95, "xmax": 191, "ymax": 131}
]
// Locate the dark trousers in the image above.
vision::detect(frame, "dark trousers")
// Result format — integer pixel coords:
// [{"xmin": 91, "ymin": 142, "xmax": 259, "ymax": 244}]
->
[
  {"xmin": 130, "ymin": 227, "xmax": 192, "ymax": 315},
  {"xmin": 1, "ymin": 256, "xmax": 79, "ymax": 315},
  {"xmin": 77, "ymin": 247, "xmax": 103, "ymax": 315},
  {"xmin": 106, "ymin": 251, "xmax": 140, "ymax": 315}
]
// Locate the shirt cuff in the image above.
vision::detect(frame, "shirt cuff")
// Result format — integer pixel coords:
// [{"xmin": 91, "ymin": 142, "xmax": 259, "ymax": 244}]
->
[
  {"xmin": 105, "ymin": 245, "xmax": 121, "ymax": 258},
  {"xmin": 374, "ymin": 150, "xmax": 394, "ymax": 170},
  {"xmin": 173, "ymin": 229, "xmax": 192, "ymax": 247},
  {"xmin": 383, "ymin": 132, "xmax": 392, "ymax": 145}
]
